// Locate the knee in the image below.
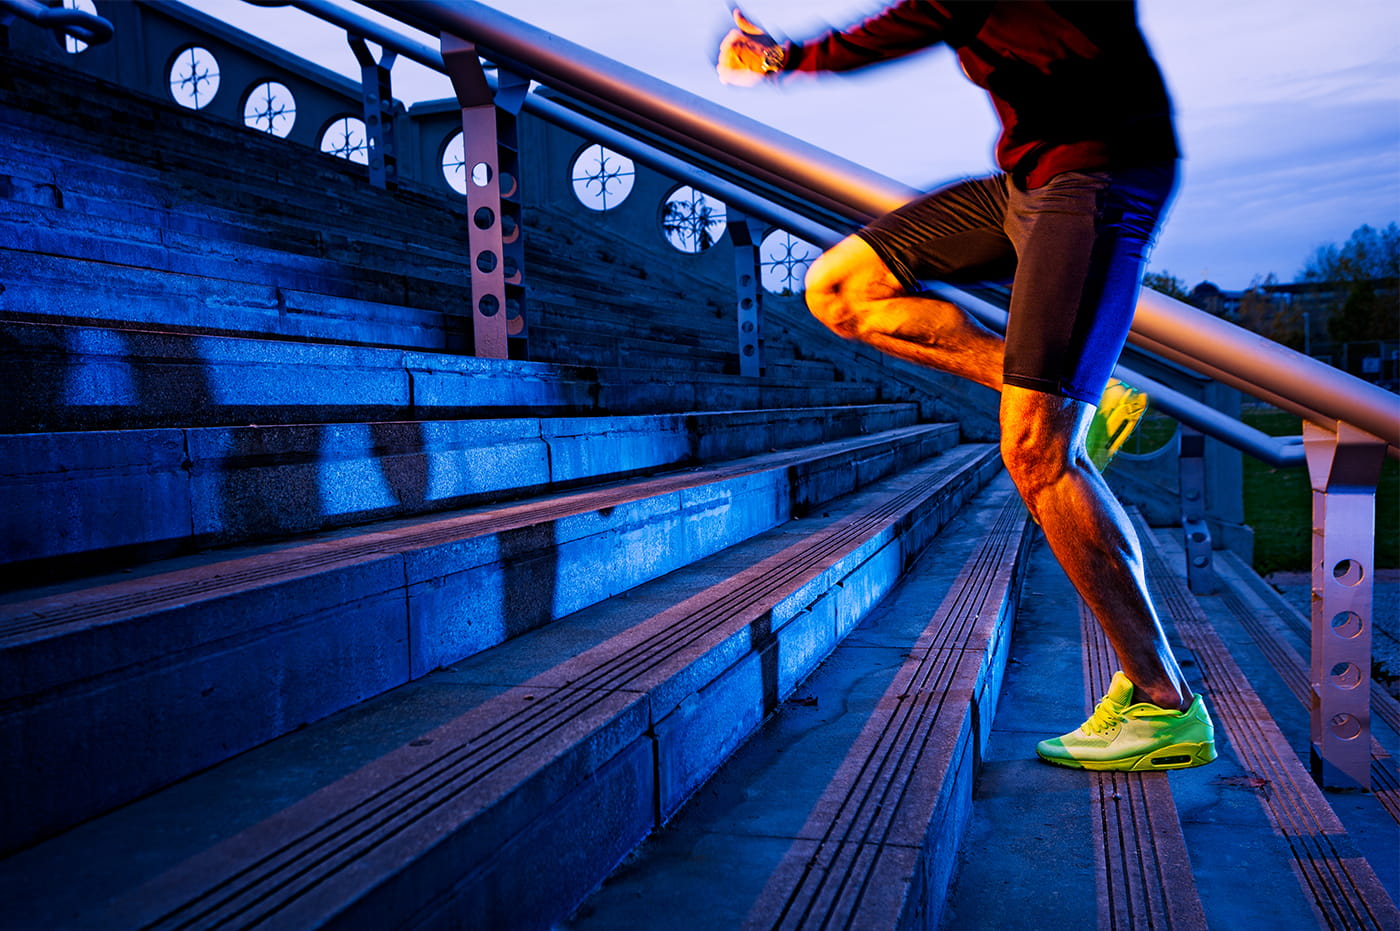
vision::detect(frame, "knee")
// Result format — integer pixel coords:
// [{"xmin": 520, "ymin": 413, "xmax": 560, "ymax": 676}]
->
[
  {"xmin": 803, "ymin": 237, "xmax": 902, "ymax": 336},
  {"xmin": 999, "ymin": 417, "xmax": 1075, "ymax": 511},
  {"xmin": 1001, "ymin": 429, "xmax": 1051, "ymax": 493},
  {"xmin": 803, "ymin": 249, "xmax": 855, "ymax": 331}
]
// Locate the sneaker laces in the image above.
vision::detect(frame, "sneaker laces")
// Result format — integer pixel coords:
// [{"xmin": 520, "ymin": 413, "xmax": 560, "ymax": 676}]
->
[{"xmin": 1082, "ymin": 695, "xmax": 1128, "ymax": 736}]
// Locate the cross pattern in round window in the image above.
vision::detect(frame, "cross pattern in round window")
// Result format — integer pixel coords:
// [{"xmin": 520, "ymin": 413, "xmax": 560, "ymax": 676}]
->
[
  {"xmin": 244, "ymin": 81, "xmax": 296, "ymax": 137},
  {"xmin": 58, "ymin": 0, "xmax": 98, "ymax": 54},
  {"xmin": 442, "ymin": 131, "xmax": 467, "ymax": 195},
  {"xmin": 321, "ymin": 116, "xmax": 369, "ymax": 164},
  {"xmin": 571, "ymin": 144, "xmax": 635, "ymax": 211},
  {"xmin": 169, "ymin": 46, "xmax": 220, "ymax": 110},
  {"xmin": 662, "ymin": 187, "xmax": 726, "ymax": 253},
  {"xmin": 760, "ymin": 230, "xmax": 822, "ymax": 294}
]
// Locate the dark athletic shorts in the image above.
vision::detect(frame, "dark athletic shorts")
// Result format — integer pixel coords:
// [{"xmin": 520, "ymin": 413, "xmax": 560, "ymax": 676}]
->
[{"xmin": 855, "ymin": 162, "xmax": 1177, "ymax": 404}]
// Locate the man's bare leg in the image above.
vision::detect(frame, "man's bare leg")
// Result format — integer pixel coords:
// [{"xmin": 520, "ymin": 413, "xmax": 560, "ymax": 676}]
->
[
  {"xmin": 999, "ymin": 385, "xmax": 1192, "ymax": 711},
  {"xmin": 805, "ymin": 236, "xmax": 1005, "ymax": 391},
  {"xmin": 806, "ymin": 234, "xmax": 1192, "ymax": 711}
]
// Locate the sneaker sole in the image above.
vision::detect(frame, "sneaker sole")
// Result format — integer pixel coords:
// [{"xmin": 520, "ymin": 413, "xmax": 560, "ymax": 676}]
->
[{"xmin": 1037, "ymin": 740, "xmax": 1217, "ymax": 772}]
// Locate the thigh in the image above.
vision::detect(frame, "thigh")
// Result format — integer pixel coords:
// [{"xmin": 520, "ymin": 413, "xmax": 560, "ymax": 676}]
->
[
  {"xmin": 856, "ymin": 174, "xmax": 1016, "ymax": 292},
  {"xmin": 1002, "ymin": 163, "xmax": 1177, "ymax": 404}
]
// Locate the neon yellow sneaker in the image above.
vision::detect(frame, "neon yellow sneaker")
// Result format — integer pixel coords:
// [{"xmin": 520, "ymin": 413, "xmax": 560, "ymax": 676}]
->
[
  {"xmin": 1036, "ymin": 671, "xmax": 1217, "ymax": 771},
  {"xmin": 1086, "ymin": 378, "xmax": 1149, "ymax": 470}
]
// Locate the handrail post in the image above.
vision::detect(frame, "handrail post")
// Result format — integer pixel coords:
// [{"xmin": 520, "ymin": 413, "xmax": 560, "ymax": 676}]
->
[
  {"xmin": 348, "ymin": 36, "xmax": 398, "ymax": 190},
  {"xmin": 494, "ymin": 65, "xmax": 529, "ymax": 355},
  {"xmin": 729, "ymin": 212, "xmax": 762, "ymax": 377},
  {"xmin": 1303, "ymin": 421, "xmax": 1386, "ymax": 789},
  {"xmin": 442, "ymin": 34, "xmax": 513, "ymax": 359},
  {"xmin": 1178, "ymin": 427, "xmax": 1218, "ymax": 593}
]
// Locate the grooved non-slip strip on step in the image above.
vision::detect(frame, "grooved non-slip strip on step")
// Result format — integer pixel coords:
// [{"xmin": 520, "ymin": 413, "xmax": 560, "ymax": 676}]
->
[
  {"xmin": 128, "ymin": 451, "xmax": 995, "ymax": 929},
  {"xmin": 0, "ymin": 424, "xmax": 948, "ymax": 642},
  {"xmin": 1208, "ymin": 552, "xmax": 1400, "ymax": 826},
  {"xmin": 1220, "ymin": 553, "xmax": 1400, "ymax": 743},
  {"xmin": 362, "ymin": 453, "xmax": 985, "ymax": 821},
  {"xmin": 1139, "ymin": 516, "xmax": 1400, "ymax": 931},
  {"xmin": 1213, "ymin": 579, "xmax": 1400, "ymax": 826},
  {"xmin": 1079, "ymin": 601, "xmax": 1208, "ymax": 931},
  {"xmin": 105, "ymin": 447, "xmax": 1000, "ymax": 931},
  {"xmin": 748, "ymin": 494, "xmax": 1032, "ymax": 930}
]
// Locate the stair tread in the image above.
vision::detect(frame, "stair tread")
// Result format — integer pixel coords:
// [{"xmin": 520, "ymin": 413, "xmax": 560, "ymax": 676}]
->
[
  {"xmin": 0, "ymin": 401, "xmax": 923, "ymax": 573},
  {"xmin": 0, "ymin": 421, "xmax": 950, "ymax": 619},
  {"xmin": 0, "ymin": 445, "xmax": 1001, "ymax": 930},
  {"xmin": 950, "ymin": 518, "xmax": 1399, "ymax": 930},
  {"xmin": 0, "ymin": 317, "xmax": 898, "ymax": 435},
  {"xmin": 0, "ymin": 423, "xmax": 971, "ymax": 856},
  {"xmin": 564, "ymin": 477, "xmax": 1032, "ymax": 929}
]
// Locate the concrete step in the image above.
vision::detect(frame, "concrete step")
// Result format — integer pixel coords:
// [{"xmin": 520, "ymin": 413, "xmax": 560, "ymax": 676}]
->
[
  {"xmin": 1, "ymin": 64, "xmax": 760, "ymax": 372},
  {"xmin": 0, "ymin": 48, "xmax": 971, "ymax": 414},
  {"xmin": 760, "ymin": 298, "xmax": 1002, "ymax": 442},
  {"xmin": 0, "ymin": 203, "xmax": 775, "ymax": 381},
  {"xmin": 0, "ymin": 444, "xmax": 1003, "ymax": 929},
  {"xmin": 0, "ymin": 82, "xmax": 454, "ymax": 243},
  {"xmin": 566, "ymin": 508, "xmax": 1399, "ymax": 931},
  {"xmin": 0, "ymin": 105, "xmax": 476, "ymax": 319},
  {"xmin": 942, "ymin": 545, "xmax": 1211, "ymax": 930},
  {"xmin": 1, "ymin": 404, "xmax": 925, "ymax": 579},
  {"xmin": 0, "ymin": 426, "xmax": 975, "ymax": 855},
  {"xmin": 0, "ymin": 245, "xmax": 469, "ymax": 352},
  {"xmin": 526, "ymin": 322, "xmax": 737, "ymax": 375},
  {"xmin": 941, "ymin": 518, "xmax": 1398, "ymax": 930},
  {"xmin": 563, "ymin": 476, "xmax": 1034, "ymax": 930},
  {"xmin": 1, "ymin": 46, "xmax": 992, "ymax": 417},
  {"xmin": 0, "ymin": 318, "xmax": 892, "ymax": 433},
  {"xmin": 0, "ymin": 192, "xmax": 465, "ymax": 302}
]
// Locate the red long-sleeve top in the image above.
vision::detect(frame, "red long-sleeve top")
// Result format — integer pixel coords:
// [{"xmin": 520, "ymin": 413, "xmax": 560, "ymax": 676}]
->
[{"xmin": 781, "ymin": 0, "xmax": 1179, "ymax": 189}]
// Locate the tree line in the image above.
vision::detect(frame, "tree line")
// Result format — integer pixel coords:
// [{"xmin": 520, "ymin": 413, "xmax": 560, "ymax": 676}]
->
[{"xmin": 1144, "ymin": 222, "xmax": 1399, "ymax": 352}]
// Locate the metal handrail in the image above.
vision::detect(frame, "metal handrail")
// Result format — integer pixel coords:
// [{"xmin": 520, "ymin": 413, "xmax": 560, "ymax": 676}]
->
[
  {"xmin": 514, "ymin": 95, "xmax": 1310, "ymax": 466},
  {"xmin": 353, "ymin": 0, "xmax": 1398, "ymax": 456},
  {"xmin": 235, "ymin": 0, "xmax": 837, "ymax": 244},
  {"xmin": 925, "ymin": 283, "xmax": 1308, "ymax": 467},
  {"xmin": 0, "ymin": 0, "xmax": 114, "ymax": 45},
  {"xmin": 241, "ymin": 0, "xmax": 1395, "ymax": 460},
  {"xmin": 360, "ymin": 0, "xmax": 917, "ymax": 222}
]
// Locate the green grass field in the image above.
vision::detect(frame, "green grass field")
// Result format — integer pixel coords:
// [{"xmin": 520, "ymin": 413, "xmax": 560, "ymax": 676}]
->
[
  {"xmin": 1119, "ymin": 405, "xmax": 1397, "ymax": 576},
  {"xmin": 1241, "ymin": 408, "xmax": 1398, "ymax": 576}
]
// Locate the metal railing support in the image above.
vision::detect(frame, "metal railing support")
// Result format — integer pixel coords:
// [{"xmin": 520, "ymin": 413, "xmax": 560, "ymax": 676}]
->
[
  {"xmin": 260, "ymin": 0, "xmax": 1400, "ymax": 786},
  {"xmin": 441, "ymin": 34, "xmax": 510, "ymax": 358},
  {"xmin": 729, "ymin": 212, "xmax": 762, "ymax": 377},
  {"xmin": 1179, "ymin": 427, "xmax": 1218, "ymax": 594},
  {"xmin": 494, "ymin": 66, "xmax": 529, "ymax": 353},
  {"xmin": 1304, "ymin": 421, "xmax": 1387, "ymax": 789},
  {"xmin": 349, "ymin": 36, "xmax": 398, "ymax": 189}
]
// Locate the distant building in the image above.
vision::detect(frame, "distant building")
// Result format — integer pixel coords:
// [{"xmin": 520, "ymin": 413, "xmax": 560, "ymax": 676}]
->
[{"xmin": 1187, "ymin": 277, "xmax": 1398, "ymax": 390}]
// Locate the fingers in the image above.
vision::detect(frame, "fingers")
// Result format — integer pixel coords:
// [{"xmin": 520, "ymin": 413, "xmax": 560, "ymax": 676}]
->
[
  {"xmin": 732, "ymin": 8, "xmax": 767, "ymax": 36},
  {"xmin": 717, "ymin": 8, "xmax": 777, "ymax": 87},
  {"xmin": 717, "ymin": 42, "xmax": 767, "ymax": 87}
]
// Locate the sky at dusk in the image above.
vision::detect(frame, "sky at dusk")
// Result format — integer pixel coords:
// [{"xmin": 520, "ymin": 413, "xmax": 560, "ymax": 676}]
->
[{"xmin": 203, "ymin": 0, "xmax": 1400, "ymax": 291}]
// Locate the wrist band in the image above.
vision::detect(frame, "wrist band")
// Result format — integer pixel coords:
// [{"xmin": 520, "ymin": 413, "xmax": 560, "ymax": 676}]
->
[{"xmin": 760, "ymin": 44, "xmax": 787, "ymax": 74}]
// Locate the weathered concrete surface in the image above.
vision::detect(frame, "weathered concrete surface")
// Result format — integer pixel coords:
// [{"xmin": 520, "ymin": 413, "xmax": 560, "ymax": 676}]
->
[
  {"xmin": 564, "ymin": 477, "xmax": 1030, "ymax": 931},
  {"xmin": 0, "ymin": 446, "xmax": 999, "ymax": 931},
  {"xmin": 0, "ymin": 403, "xmax": 927, "ymax": 573},
  {"xmin": 0, "ymin": 430, "xmax": 970, "ymax": 856}
]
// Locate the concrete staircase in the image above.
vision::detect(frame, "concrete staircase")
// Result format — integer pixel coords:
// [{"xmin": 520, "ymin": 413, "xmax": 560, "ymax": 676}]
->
[
  {"xmin": 1, "ymin": 33, "xmax": 1397, "ymax": 931},
  {"xmin": 563, "ymin": 507, "xmax": 1400, "ymax": 931}
]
